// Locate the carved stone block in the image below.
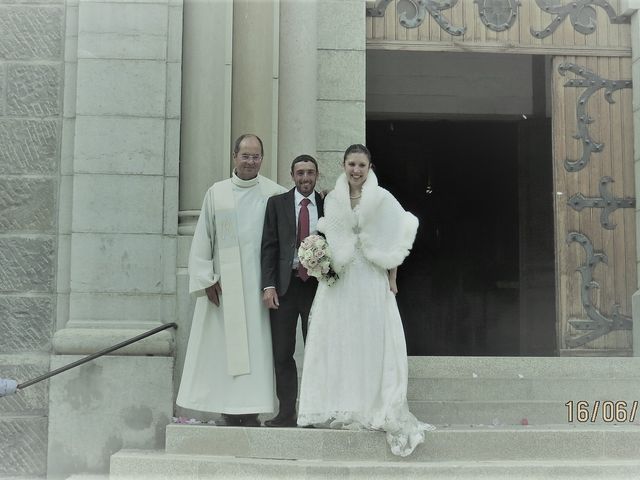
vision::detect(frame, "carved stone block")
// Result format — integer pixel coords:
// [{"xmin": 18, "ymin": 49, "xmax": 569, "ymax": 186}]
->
[
  {"xmin": 0, "ymin": 361, "xmax": 49, "ymax": 413},
  {"xmin": 0, "ymin": 0, "xmax": 62, "ymax": 4},
  {"xmin": 0, "ymin": 119, "xmax": 59, "ymax": 174},
  {"xmin": 0, "ymin": 296, "xmax": 53, "ymax": 354},
  {"xmin": 0, "ymin": 416, "xmax": 48, "ymax": 477},
  {"xmin": 0, "ymin": 6, "xmax": 63, "ymax": 60},
  {"xmin": 7, "ymin": 64, "xmax": 61, "ymax": 116},
  {"xmin": 0, "ymin": 178, "xmax": 56, "ymax": 231},
  {"xmin": 0, "ymin": 237, "xmax": 55, "ymax": 292}
]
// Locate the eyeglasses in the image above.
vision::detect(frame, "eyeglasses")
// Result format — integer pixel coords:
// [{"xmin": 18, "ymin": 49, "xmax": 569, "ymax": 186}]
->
[{"xmin": 239, "ymin": 154, "xmax": 262, "ymax": 162}]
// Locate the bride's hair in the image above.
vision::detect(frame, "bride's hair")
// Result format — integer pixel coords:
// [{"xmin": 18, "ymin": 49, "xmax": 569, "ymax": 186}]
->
[{"xmin": 343, "ymin": 144, "xmax": 371, "ymax": 163}]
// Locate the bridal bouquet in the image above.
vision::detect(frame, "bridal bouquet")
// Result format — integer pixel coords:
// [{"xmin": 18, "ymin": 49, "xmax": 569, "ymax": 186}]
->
[{"xmin": 298, "ymin": 234, "xmax": 339, "ymax": 286}]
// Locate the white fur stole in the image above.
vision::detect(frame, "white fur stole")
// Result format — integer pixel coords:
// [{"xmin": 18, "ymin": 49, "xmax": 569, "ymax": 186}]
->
[{"xmin": 317, "ymin": 170, "xmax": 418, "ymax": 273}]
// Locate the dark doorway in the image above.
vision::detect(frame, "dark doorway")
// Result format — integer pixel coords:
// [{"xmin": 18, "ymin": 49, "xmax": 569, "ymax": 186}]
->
[{"xmin": 367, "ymin": 119, "xmax": 556, "ymax": 356}]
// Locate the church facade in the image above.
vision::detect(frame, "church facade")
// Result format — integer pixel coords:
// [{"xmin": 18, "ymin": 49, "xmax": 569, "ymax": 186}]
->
[{"xmin": 2, "ymin": 0, "xmax": 640, "ymax": 477}]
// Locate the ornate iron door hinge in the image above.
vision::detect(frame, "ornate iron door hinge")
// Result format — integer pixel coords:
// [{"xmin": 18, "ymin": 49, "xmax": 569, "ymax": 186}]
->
[
  {"xmin": 367, "ymin": 0, "xmax": 466, "ymax": 35},
  {"xmin": 531, "ymin": 0, "xmax": 630, "ymax": 39},
  {"xmin": 566, "ymin": 232, "xmax": 632, "ymax": 348},
  {"xmin": 559, "ymin": 63, "xmax": 632, "ymax": 172},
  {"xmin": 568, "ymin": 177, "xmax": 636, "ymax": 230}
]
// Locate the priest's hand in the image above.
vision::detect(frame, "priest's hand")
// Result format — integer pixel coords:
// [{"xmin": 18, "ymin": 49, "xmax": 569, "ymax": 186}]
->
[
  {"xmin": 263, "ymin": 287, "xmax": 279, "ymax": 309},
  {"xmin": 206, "ymin": 282, "xmax": 222, "ymax": 306}
]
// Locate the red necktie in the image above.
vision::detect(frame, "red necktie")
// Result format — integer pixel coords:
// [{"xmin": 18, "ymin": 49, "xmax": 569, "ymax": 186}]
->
[{"xmin": 297, "ymin": 198, "xmax": 311, "ymax": 281}]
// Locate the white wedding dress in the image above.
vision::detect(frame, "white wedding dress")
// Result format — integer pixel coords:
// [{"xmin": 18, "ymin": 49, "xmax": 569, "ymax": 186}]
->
[{"xmin": 297, "ymin": 206, "xmax": 435, "ymax": 457}]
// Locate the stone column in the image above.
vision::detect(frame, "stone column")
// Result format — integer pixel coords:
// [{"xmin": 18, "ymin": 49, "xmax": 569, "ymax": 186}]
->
[
  {"xmin": 47, "ymin": 0, "xmax": 182, "ymax": 476},
  {"xmin": 178, "ymin": 0, "xmax": 280, "ymax": 215},
  {"xmin": 623, "ymin": 0, "xmax": 640, "ymax": 355},
  {"xmin": 276, "ymin": 0, "xmax": 318, "ymax": 367},
  {"xmin": 315, "ymin": 0, "xmax": 366, "ymax": 191},
  {"xmin": 174, "ymin": 0, "xmax": 233, "ymax": 419},
  {"xmin": 231, "ymin": 0, "xmax": 280, "ymax": 180},
  {"xmin": 278, "ymin": 0, "xmax": 317, "ymax": 185},
  {"xmin": 175, "ymin": 0, "xmax": 280, "ymax": 415},
  {"xmin": 179, "ymin": 0, "xmax": 233, "ymax": 216}
]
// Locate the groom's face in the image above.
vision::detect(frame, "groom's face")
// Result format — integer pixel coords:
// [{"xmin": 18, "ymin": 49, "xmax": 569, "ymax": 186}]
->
[{"xmin": 291, "ymin": 161, "xmax": 318, "ymax": 196}]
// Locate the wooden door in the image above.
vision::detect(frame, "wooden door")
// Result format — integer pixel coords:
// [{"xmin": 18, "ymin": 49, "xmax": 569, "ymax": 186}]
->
[{"xmin": 552, "ymin": 55, "xmax": 635, "ymax": 355}]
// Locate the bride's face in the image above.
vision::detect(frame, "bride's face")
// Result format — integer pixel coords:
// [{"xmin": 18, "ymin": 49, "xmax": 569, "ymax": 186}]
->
[{"xmin": 344, "ymin": 153, "xmax": 370, "ymax": 190}]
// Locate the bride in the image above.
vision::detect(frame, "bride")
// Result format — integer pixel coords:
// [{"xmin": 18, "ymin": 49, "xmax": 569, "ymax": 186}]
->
[{"xmin": 297, "ymin": 144, "xmax": 434, "ymax": 457}]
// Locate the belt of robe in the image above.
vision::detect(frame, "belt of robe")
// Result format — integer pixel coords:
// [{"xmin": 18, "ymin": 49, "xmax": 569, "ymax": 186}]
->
[{"xmin": 212, "ymin": 181, "xmax": 251, "ymax": 376}]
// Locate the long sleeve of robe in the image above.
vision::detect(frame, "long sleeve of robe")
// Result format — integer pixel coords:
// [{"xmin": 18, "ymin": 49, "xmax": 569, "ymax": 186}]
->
[{"xmin": 177, "ymin": 175, "xmax": 285, "ymax": 414}]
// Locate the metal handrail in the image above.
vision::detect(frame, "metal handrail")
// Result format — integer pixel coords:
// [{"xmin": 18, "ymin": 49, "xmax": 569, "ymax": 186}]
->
[{"xmin": 17, "ymin": 322, "xmax": 178, "ymax": 390}]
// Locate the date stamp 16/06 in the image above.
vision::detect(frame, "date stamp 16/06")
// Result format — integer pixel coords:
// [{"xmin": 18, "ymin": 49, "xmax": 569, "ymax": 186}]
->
[{"xmin": 565, "ymin": 401, "xmax": 638, "ymax": 423}]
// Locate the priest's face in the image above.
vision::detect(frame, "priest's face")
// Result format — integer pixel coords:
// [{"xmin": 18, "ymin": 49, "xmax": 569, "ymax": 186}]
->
[
  {"xmin": 291, "ymin": 161, "xmax": 317, "ymax": 196},
  {"xmin": 233, "ymin": 136, "xmax": 263, "ymax": 180}
]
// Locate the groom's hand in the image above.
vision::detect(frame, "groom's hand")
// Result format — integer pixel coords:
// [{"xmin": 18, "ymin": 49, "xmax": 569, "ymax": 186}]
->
[{"xmin": 263, "ymin": 287, "xmax": 280, "ymax": 309}]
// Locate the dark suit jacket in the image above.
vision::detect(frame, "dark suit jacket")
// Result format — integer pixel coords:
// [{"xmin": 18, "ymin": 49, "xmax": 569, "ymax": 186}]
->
[{"xmin": 261, "ymin": 188, "xmax": 324, "ymax": 297}]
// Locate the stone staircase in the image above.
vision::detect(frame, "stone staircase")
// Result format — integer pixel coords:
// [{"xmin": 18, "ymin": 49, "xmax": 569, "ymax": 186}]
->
[{"xmin": 110, "ymin": 357, "xmax": 640, "ymax": 479}]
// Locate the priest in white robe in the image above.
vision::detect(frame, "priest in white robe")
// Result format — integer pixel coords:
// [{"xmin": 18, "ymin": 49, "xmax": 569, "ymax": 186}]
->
[{"xmin": 177, "ymin": 134, "xmax": 286, "ymax": 426}]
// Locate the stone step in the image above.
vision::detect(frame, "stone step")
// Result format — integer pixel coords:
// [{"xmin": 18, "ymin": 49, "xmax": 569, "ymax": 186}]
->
[
  {"xmin": 405, "ymin": 357, "xmax": 640, "ymax": 380},
  {"xmin": 409, "ymin": 400, "xmax": 575, "ymax": 425},
  {"xmin": 294, "ymin": 358, "xmax": 640, "ymax": 405},
  {"xmin": 406, "ymin": 377, "xmax": 640, "ymax": 401},
  {"xmin": 292, "ymin": 358, "xmax": 640, "ymax": 406},
  {"xmin": 207, "ymin": 400, "xmax": 569, "ymax": 429},
  {"xmin": 294, "ymin": 379, "xmax": 639, "ymax": 406},
  {"xmin": 110, "ymin": 450, "xmax": 640, "ymax": 479},
  {"xmin": 66, "ymin": 475, "xmax": 109, "ymax": 480},
  {"xmin": 164, "ymin": 424, "xmax": 640, "ymax": 462}
]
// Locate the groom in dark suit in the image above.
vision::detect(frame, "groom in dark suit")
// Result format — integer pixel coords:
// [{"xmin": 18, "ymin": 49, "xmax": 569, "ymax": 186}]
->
[{"xmin": 261, "ymin": 154, "xmax": 324, "ymax": 427}]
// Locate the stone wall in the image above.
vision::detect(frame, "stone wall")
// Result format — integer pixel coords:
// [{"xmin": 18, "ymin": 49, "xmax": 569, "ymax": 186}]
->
[
  {"xmin": 45, "ymin": 0, "xmax": 181, "ymax": 476},
  {"xmin": 0, "ymin": 0, "xmax": 65, "ymax": 477}
]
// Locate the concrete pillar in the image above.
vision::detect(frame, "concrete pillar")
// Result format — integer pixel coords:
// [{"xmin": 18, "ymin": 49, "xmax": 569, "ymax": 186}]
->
[
  {"xmin": 178, "ymin": 0, "xmax": 279, "ymax": 216},
  {"xmin": 315, "ymin": 0, "xmax": 366, "ymax": 190},
  {"xmin": 175, "ymin": 0, "xmax": 282, "ymax": 415},
  {"xmin": 231, "ymin": 0, "xmax": 280, "ymax": 180},
  {"xmin": 178, "ymin": 0, "xmax": 233, "ymax": 216},
  {"xmin": 275, "ymin": 0, "xmax": 319, "ymax": 374},
  {"xmin": 278, "ymin": 0, "xmax": 317, "ymax": 185},
  {"xmin": 47, "ymin": 0, "xmax": 181, "ymax": 476},
  {"xmin": 623, "ymin": 0, "xmax": 640, "ymax": 355},
  {"xmin": 174, "ymin": 0, "xmax": 234, "ymax": 421}
]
